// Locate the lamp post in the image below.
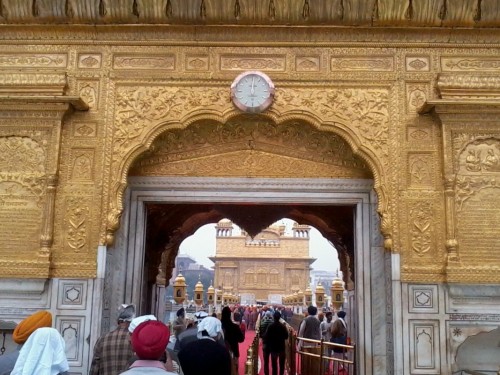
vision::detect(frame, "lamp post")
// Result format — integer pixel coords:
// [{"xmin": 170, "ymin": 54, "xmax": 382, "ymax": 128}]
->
[
  {"xmin": 173, "ymin": 273, "xmax": 187, "ymax": 305},
  {"xmin": 304, "ymin": 286, "xmax": 312, "ymax": 307},
  {"xmin": 315, "ymin": 282, "xmax": 325, "ymax": 309},
  {"xmin": 194, "ymin": 277, "xmax": 204, "ymax": 310},
  {"xmin": 207, "ymin": 282, "xmax": 215, "ymax": 315},
  {"xmin": 330, "ymin": 276, "xmax": 345, "ymax": 311}
]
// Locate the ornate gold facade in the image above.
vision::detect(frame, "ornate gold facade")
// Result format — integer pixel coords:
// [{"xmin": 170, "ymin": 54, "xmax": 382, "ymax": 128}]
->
[
  {"xmin": 0, "ymin": 1, "xmax": 499, "ymax": 286},
  {"xmin": 211, "ymin": 220, "xmax": 314, "ymax": 301}
]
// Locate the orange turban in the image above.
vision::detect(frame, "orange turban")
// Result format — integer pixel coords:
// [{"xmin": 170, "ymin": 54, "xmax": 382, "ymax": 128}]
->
[{"xmin": 13, "ymin": 311, "xmax": 52, "ymax": 344}]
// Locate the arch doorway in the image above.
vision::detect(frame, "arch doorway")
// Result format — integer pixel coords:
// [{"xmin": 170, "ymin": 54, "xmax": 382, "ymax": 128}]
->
[{"xmin": 102, "ymin": 117, "xmax": 392, "ymax": 374}]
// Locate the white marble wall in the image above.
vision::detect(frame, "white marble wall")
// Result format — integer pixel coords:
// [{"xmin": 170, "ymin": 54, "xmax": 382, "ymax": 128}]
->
[
  {"xmin": 0, "ymin": 278, "xmax": 96, "ymax": 375},
  {"xmin": 401, "ymin": 283, "xmax": 500, "ymax": 375}
]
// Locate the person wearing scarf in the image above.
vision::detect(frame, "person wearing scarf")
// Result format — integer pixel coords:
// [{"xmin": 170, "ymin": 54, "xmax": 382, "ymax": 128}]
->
[
  {"xmin": 178, "ymin": 317, "xmax": 231, "ymax": 375},
  {"xmin": 11, "ymin": 327, "xmax": 69, "ymax": 375},
  {"xmin": 0, "ymin": 310, "xmax": 52, "ymax": 375}
]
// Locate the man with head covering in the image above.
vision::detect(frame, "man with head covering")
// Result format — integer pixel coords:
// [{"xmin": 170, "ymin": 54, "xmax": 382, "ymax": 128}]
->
[
  {"xmin": 297, "ymin": 305, "xmax": 322, "ymax": 375},
  {"xmin": 11, "ymin": 327, "xmax": 69, "ymax": 375},
  {"xmin": 172, "ymin": 307, "xmax": 186, "ymax": 338},
  {"xmin": 120, "ymin": 320, "xmax": 177, "ymax": 374},
  {"xmin": 0, "ymin": 310, "xmax": 52, "ymax": 375},
  {"xmin": 178, "ymin": 317, "xmax": 231, "ymax": 375},
  {"xmin": 89, "ymin": 304, "xmax": 136, "ymax": 375},
  {"xmin": 174, "ymin": 311, "xmax": 208, "ymax": 352}
]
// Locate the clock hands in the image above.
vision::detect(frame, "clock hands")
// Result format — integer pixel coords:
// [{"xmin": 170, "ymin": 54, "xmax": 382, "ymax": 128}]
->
[{"xmin": 250, "ymin": 76, "xmax": 255, "ymax": 97}]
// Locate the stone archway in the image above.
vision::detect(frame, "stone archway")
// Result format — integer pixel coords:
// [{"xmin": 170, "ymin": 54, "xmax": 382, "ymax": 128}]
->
[{"xmin": 102, "ymin": 115, "xmax": 391, "ymax": 374}]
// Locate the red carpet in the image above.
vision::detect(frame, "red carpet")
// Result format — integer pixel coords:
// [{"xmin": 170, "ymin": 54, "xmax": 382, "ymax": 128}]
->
[{"xmin": 239, "ymin": 329, "xmax": 262, "ymax": 375}]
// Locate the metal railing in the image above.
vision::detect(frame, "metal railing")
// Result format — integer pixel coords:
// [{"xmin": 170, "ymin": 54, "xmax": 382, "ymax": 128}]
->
[
  {"xmin": 295, "ymin": 336, "xmax": 356, "ymax": 375},
  {"xmin": 245, "ymin": 315, "xmax": 356, "ymax": 375}
]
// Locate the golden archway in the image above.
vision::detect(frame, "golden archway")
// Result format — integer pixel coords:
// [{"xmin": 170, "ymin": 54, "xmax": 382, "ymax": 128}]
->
[{"xmin": 106, "ymin": 85, "xmax": 391, "ymax": 247}]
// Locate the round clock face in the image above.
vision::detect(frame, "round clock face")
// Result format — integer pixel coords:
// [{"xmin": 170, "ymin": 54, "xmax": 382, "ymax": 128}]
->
[{"xmin": 230, "ymin": 71, "xmax": 275, "ymax": 113}]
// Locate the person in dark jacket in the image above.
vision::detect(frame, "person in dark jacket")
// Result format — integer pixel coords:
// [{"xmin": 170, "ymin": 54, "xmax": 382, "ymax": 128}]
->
[
  {"xmin": 262, "ymin": 311, "xmax": 289, "ymax": 375},
  {"xmin": 220, "ymin": 306, "xmax": 244, "ymax": 374},
  {"xmin": 178, "ymin": 317, "xmax": 231, "ymax": 375},
  {"xmin": 259, "ymin": 310, "xmax": 274, "ymax": 375}
]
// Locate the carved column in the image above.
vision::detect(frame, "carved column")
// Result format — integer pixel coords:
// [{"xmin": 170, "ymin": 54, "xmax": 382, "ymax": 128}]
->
[
  {"xmin": 443, "ymin": 175, "xmax": 459, "ymax": 262},
  {"xmin": 0, "ymin": 74, "xmax": 88, "ymax": 277}
]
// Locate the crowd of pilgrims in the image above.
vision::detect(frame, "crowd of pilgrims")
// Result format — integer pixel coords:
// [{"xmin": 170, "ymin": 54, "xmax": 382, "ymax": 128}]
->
[
  {"xmin": 0, "ymin": 304, "xmax": 347, "ymax": 375},
  {"xmin": 0, "ymin": 304, "xmax": 295, "ymax": 375}
]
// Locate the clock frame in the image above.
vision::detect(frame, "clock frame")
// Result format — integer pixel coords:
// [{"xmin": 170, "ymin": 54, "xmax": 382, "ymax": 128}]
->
[{"xmin": 230, "ymin": 71, "xmax": 275, "ymax": 113}]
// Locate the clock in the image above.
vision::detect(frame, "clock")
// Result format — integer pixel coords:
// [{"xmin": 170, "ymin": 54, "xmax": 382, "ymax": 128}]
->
[{"xmin": 230, "ymin": 71, "xmax": 275, "ymax": 113}]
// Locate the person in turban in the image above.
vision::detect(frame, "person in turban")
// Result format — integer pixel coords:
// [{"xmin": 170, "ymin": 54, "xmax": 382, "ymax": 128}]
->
[
  {"xmin": 120, "ymin": 320, "xmax": 177, "ymax": 375},
  {"xmin": 178, "ymin": 317, "xmax": 231, "ymax": 375},
  {"xmin": 89, "ymin": 304, "xmax": 136, "ymax": 375},
  {"xmin": 10, "ymin": 327, "xmax": 69, "ymax": 375},
  {"xmin": 0, "ymin": 310, "xmax": 52, "ymax": 375}
]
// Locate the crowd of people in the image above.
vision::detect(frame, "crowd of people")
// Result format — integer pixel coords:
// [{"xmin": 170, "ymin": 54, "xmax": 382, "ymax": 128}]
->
[{"xmin": 0, "ymin": 303, "xmax": 348, "ymax": 375}]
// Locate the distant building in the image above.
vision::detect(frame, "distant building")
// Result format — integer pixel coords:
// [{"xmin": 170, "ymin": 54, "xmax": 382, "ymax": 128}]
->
[
  {"xmin": 166, "ymin": 254, "xmax": 214, "ymax": 303},
  {"xmin": 210, "ymin": 220, "xmax": 315, "ymax": 304}
]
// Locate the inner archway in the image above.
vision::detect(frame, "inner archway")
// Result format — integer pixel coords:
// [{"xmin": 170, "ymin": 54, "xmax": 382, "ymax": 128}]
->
[{"xmin": 103, "ymin": 115, "xmax": 390, "ymax": 374}]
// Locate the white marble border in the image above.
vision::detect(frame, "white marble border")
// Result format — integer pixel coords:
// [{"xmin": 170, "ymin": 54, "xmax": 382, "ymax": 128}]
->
[{"xmin": 118, "ymin": 176, "xmax": 380, "ymax": 374}]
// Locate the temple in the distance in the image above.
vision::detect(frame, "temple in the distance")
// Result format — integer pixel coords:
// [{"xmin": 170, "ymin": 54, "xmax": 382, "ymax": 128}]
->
[{"xmin": 211, "ymin": 220, "xmax": 315, "ymax": 304}]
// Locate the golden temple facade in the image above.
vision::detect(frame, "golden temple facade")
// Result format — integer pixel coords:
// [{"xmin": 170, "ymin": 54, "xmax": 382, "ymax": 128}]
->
[{"xmin": 211, "ymin": 220, "xmax": 314, "ymax": 302}]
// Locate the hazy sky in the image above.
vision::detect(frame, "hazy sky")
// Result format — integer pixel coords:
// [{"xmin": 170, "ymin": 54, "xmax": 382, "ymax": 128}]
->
[{"xmin": 179, "ymin": 218, "xmax": 341, "ymax": 273}]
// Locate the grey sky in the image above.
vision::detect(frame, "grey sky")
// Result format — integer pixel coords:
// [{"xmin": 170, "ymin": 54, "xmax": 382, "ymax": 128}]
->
[{"xmin": 179, "ymin": 219, "xmax": 340, "ymax": 273}]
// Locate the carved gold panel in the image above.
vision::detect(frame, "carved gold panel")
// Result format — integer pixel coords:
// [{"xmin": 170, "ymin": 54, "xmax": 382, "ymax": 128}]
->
[
  {"xmin": 441, "ymin": 57, "xmax": 500, "ymax": 72},
  {"xmin": 405, "ymin": 56, "xmax": 430, "ymax": 72},
  {"xmin": 2, "ymin": 23, "xmax": 500, "ymax": 284},
  {"xmin": 185, "ymin": 55, "xmax": 210, "ymax": 71},
  {"xmin": 78, "ymin": 54, "xmax": 102, "ymax": 69},
  {"xmin": 408, "ymin": 153, "xmax": 435, "ymax": 189},
  {"xmin": 406, "ymin": 82, "xmax": 430, "ymax": 114},
  {"xmin": 220, "ymin": 55, "xmax": 286, "ymax": 71},
  {"xmin": 330, "ymin": 56, "xmax": 394, "ymax": 72}
]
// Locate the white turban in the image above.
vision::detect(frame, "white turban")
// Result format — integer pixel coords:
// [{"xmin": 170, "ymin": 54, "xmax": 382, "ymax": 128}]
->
[
  {"xmin": 11, "ymin": 327, "xmax": 69, "ymax": 375},
  {"xmin": 128, "ymin": 315, "xmax": 157, "ymax": 333},
  {"xmin": 197, "ymin": 317, "xmax": 222, "ymax": 339}
]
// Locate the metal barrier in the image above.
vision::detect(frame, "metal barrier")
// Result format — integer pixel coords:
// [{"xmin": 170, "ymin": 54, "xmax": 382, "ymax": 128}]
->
[
  {"xmin": 245, "ymin": 315, "xmax": 356, "ymax": 375},
  {"xmin": 295, "ymin": 336, "xmax": 356, "ymax": 375}
]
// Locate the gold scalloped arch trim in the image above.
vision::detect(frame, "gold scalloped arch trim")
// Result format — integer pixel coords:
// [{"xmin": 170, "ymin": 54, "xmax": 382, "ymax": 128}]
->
[{"xmin": 105, "ymin": 86, "xmax": 390, "ymax": 245}]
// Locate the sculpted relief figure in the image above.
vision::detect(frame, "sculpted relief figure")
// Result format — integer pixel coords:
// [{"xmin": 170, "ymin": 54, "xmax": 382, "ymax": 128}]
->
[
  {"xmin": 465, "ymin": 149, "xmax": 481, "ymax": 172},
  {"xmin": 483, "ymin": 149, "xmax": 500, "ymax": 171}
]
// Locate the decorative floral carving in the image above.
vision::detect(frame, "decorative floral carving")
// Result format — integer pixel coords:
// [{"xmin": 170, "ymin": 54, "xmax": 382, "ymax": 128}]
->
[
  {"xmin": 296, "ymin": 57, "xmax": 319, "ymax": 71},
  {"xmin": 409, "ymin": 154, "xmax": 433, "ymax": 187},
  {"xmin": 113, "ymin": 56, "xmax": 175, "ymax": 69},
  {"xmin": 274, "ymin": 87, "xmax": 390, "ymax": 156},
  {"xmin": 186, "ymin": 57, "xmax": 208, "ymax": 70},
  {"xmin": 442, "ymin": 58, "xmax": 500, "ymax": 71},
  {"xmin": 409, "ymin": 201, "xmax": 432, "ymax": 255},
  {"xmin": 65, "ymin": 197, "xmax": 89, "ymax": 251},
  {"xmin": 79, "ymin": 55, "xmax": 100, "ymax": 68},
  {"xmin": 0, "ymin": 136, "xmax": 45, "ymax": 174},
  {"xmin": 0, "ymin": 54, "xmax": 67, "ymax": 67},
  {"xmin": 407, "ymin": 58, "xmax": 428, "ymax": 71},
  {"xmin": 113, "ymin": 86, "xmax": 227, "ymax": 156},
  {"xmin": 331, "ymin": 57, "xmax": 394, "ymax": 71},
  {"xmin": 221, "ymin": 56, "xmax": 285, "ymax": 71}
]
